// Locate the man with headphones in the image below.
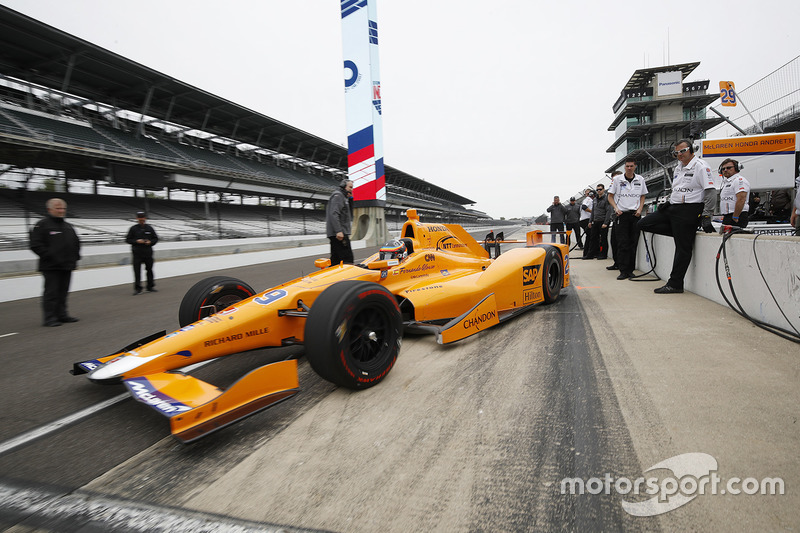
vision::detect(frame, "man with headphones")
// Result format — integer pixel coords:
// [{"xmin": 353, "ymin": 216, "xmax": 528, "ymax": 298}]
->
[
  {"xmin": 326, "ymin": 179, "xmax": 354, "ymax": 265},
  {"xmin": 718, "ymin": 158, "xmax": 751, "ymax": 228},
  {"xmin": 638, "ymin": 139, "xmax": 716, "ymax": 294}
]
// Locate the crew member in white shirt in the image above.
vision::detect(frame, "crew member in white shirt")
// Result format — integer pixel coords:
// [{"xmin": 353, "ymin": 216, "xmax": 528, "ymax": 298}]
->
[
  {"xmin": 608, "ymin": 158, "xmax": 648, "ymax": 280},
  {"xmin": 637, "ymin": 139, "xmax": 716, "ymax": 294},
  {"xmin": 579, "ymin": 188, "xmax": 594, "ymax": 258},
  {"xmin": 718, "ymin": 158, "xmax": 751, "ymax": 228}
]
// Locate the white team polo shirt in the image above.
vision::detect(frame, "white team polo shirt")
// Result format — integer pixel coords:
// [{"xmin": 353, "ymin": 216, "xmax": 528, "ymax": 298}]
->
[
  {"xmin": 608, "ymin": 173, "xmax": 648, "ymax": 211},
  {"xmin": 719, "ymin": 173, "xmax": 751, "ymax": 214},
  {"xmin": 580, "ymin": 197, "xmax": 592, "ymax": 221},
  {"xmin": 670, "ymin": 156, "xmax": 715, "ymax": 204}
]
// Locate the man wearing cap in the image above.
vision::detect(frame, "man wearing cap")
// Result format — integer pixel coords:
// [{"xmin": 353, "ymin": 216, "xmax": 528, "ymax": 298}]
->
[
  {"xmin": 564, "ymin": 196, "xmax": 583, "ymax": 249},
  {"xmin": 126, "ymin": 211, "xmax": 159, "ymax": 295}
]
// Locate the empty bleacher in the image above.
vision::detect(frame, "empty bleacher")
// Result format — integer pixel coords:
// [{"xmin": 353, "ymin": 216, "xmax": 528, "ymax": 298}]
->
[
  {"xmin": 0, "ymin": 188, "xmax": 329, "ymax": 250},
  {"xmin": 95, "ymin": 125, "xmax": 188, "ymax": 164},
  {"xmin": 1, "ymin": 106, "xmax": 131, "ymax": 157}
]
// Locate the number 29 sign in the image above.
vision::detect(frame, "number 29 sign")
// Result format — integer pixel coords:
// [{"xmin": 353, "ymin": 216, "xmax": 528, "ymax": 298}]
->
[{"xmin": 719, "ymin": 81, "xmax": 737, "ymax": 107}]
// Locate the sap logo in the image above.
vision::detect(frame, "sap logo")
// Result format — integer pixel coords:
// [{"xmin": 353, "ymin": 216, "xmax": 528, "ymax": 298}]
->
[
  {"xmin": 522, "ymin": 265, "xmax": 541, "ymax": 286},
  {"xmin": 255, "ymin": 289, "xmax": 288, "ymax": 306},
  {"xmin": 424, "ymin": 253, "xmax": 435, "ymax": 262}
]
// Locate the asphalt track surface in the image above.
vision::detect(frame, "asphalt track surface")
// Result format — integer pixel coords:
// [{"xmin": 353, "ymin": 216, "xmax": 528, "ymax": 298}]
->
[{"xmin": 0, "ymin": 232, "xmax": 798, "ymax": 532}]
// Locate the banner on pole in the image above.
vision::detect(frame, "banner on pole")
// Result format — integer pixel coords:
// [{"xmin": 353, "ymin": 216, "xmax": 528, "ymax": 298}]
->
[{"xmin": 341, "ymin": 0, "xmax": 385, "ymax": 204}]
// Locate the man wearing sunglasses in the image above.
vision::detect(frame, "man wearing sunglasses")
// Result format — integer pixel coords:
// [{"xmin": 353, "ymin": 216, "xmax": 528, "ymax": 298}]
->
[
  {"xmin": 585, "ymin": 184, "xmax": 611, "ymax": 260},
  {"xmin": 638, "ymin": 139, "xmax": 716, "ymax": 294},
  {"xmin": 718, "ymin": 158, "xmax": 750, "ymax": 228}
]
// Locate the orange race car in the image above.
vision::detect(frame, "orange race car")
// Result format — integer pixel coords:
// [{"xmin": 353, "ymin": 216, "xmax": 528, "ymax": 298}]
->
[{"xmin": 72, "ymin": 209, "xmax": 570, "ymax": 443}]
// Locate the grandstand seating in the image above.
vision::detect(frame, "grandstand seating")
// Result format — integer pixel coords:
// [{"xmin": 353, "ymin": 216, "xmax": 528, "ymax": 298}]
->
[
  {"xmin": 1, "ymin": 97, "xmax": 499, "ymax": 252},
  {"xmin": 0, "ymin": 188, "xmax": 331, "ymax": 250},
  {"xmin": 96, "ymin": 125, "xmax": 187, "ymax": 163},
  {"xmin": 2, "ymin": 107, "xmax": 130, "ymax": 157}
]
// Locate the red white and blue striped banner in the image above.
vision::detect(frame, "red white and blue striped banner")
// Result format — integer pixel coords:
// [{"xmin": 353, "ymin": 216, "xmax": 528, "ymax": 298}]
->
[{"xmin": 341, "ymin": 0, "xmax": 385, "ymax": 203}]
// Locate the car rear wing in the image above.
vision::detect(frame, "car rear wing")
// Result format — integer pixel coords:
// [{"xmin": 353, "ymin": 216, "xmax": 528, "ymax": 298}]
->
[{"xmin": 478, "ymin": 230, "xmax": 572, "ymax": 258}]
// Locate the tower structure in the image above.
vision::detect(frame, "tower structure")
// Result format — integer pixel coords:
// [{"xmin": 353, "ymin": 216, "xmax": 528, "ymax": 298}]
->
[{"xmin": 606, "ymin": 62, "xmax": 724, "ymax": 197}]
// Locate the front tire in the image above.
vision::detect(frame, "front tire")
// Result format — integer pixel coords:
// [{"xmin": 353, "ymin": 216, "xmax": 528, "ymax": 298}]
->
[
  {"xmin": 304, "ymin": 281, "xmax": 402, "ymax": 389},
  {"xmin": 178, "ymin": 276, "xmax": 256, "ymax": 327}
]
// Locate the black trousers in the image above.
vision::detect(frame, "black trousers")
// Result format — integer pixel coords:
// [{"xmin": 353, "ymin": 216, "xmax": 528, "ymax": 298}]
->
[
  {"xmin": 579, "ymin": 219, "xmax": 591, "ymax": 257},
  {"xmin": 614, "ymin": 212, "xmax": 641, "ymax": 275},
  {"xmin": 637, "ymin": 203, "xmax": 703, "ymax": 290},
  {"xmin": 549, "ymin": 222, "xmax": 565, "ymax": 243},
  {"xmin": 566, "ymin": 222, "xmax": 582, "ymax": 247},
  {"xmin": 329, "ymin": 235, "xmax": 354, "ymax": 265},
  {"xmin": 132, "ymin": 250, "xmax": 155, "ymax": 291},
  {"xmin": 721, "ymin": 212, "xmax": 749, "ymax": 228},
  {"xmin": 41, "ymin": 269, "xmax": 72, "ymax": 323},
  {"xmin": 587, "ymin": 222, "xmax": 608, "ymax": 258}
]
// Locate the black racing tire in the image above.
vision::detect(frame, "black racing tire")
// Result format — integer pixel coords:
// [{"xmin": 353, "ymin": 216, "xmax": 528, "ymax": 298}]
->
[
  {"xmin": 540, "ymin": 246, "xmax": 563, "ymax": 304},
  {"xmin": 178, "ymin": 276, "xmax": 256, "ymax": 327},
  {"xmin": 304, "ymin": 281, "xmax": 402, "ymax": 390}
]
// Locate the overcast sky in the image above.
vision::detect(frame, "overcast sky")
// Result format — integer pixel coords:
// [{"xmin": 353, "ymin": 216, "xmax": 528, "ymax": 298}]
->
[{"xmin": 3, "ymin": 0, "xmax": 797, "ymax": 218}]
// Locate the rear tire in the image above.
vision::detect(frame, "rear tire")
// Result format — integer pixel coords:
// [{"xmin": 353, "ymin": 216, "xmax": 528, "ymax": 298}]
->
[
  {"xmin": 178, "ymin": 276, "xmax": 256, "ymax": 327},
  {"xmin": 541, "ymin": 246, "xmax": 563, "ymax": 304},
  {"xmin": 304, "ymin": 281, "xmax": 402, "ymax": 389}
]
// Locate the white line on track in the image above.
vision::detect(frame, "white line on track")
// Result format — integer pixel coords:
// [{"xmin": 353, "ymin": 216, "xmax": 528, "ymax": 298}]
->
[
  {"xmin": 0, "ymin": 332, "xmax": 19, "ymax": 339},
  {"xmin": 0, "ymin": 481, "xmax": 298, "ymax": 532},
  {"xmin": 0, "ymin": 393, "xmax": 130, "ymax": 456},
  {"xmin": 0, "ymin": 360, "xmax": 214, "ymax": 456}
]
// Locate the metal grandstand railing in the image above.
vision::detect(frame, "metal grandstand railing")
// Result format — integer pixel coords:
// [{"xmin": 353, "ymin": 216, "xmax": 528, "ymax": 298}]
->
[{"xmin": 707, "ymin": 55, "xmax": 800, "ymax": 137}]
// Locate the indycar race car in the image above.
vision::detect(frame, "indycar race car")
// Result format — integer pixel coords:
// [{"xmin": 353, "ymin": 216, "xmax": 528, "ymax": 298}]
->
[{"xmin": 72, "ymin": 209, "xmax": 570, "ymax": 443}]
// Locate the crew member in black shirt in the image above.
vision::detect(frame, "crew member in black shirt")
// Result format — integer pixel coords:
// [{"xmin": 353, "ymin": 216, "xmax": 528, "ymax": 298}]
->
[
  {"xmin": 29, "ymin": 198, "xmax": 81, "ymax": 326},
  {"xmin": 126, "ymin": 211, "xmax": 159, "ymax": 295}
]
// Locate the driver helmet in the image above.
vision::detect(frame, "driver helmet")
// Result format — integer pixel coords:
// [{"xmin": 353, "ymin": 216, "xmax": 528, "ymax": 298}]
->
[{"xmin": 379, "ymin": 239, "xmax": 408, "ymax": 263}]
